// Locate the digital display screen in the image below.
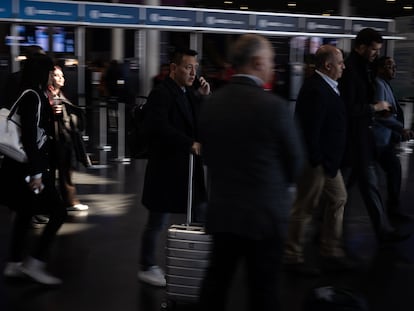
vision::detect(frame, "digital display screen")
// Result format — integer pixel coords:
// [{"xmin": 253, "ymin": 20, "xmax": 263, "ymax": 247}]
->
[{"xmin": 5, "ymin": 25, "xmax": 75, "ymax": 53}]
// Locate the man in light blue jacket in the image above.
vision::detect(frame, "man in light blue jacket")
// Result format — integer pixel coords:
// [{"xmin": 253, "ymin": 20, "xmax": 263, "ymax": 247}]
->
[{"xmin": 373, "ymin": 56, "xmax": 414, "ymax": 226}]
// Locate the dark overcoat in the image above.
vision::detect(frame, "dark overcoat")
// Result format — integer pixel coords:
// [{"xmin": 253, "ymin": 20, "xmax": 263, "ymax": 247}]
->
[
  {"xmin": 141, "ymin": 76, "xmax": 206, "ymax": 214},
  {"xmin": 338, "ymin": 51, "xmax": 377, "ymax": 167},
  {"xmin": 199, "ymin": 76, "xmax": 304, "ymax": 239}
]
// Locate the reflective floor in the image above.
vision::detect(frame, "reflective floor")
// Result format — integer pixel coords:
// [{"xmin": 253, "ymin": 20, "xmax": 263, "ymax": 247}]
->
[{"xmin": 1, "ymin": 148, "xmax": 414, "ymax": 311}]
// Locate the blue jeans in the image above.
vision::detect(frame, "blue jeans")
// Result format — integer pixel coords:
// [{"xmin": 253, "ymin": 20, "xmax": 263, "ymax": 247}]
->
[{"xmin": 139, "ymin": 211, "xmax": 169, "ymax": 269}]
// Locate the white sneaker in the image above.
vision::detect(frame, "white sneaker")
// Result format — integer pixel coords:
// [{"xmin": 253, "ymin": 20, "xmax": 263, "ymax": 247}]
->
[
  {"xmin": 137, "ymin": 266, "xmax": 166, "ymax": 287},
  {"xmin": 21, "ymin": 257, "xmax": 62, "ymax": 286},
  {"xmin": 4, "ymin": 262, "xmax": 24, "ymax": 278},
  {"xmin": 67, "ymin": 203, "xmax": 89, "ymax": 211}
]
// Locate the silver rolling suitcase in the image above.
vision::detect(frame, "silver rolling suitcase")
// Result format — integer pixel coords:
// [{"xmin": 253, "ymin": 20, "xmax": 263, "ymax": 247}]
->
[{"xmin": 166, "ymin": 154, "xmax": 211, "ymax": 304}]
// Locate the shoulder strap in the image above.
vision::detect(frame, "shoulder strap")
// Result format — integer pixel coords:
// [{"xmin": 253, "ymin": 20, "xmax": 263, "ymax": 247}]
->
[{"xmin": 8, "ymin": 89, "xmax": 42, "ymax": 127}]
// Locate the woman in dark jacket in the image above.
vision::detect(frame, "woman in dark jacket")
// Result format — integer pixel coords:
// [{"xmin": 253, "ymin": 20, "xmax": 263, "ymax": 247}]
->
[
  {"xmin": 47, "ymin": 65, "xmax": 91, "ymax": 211},
  {"xmin": 0, "ymin": 54, "xmax": 66, "ymax": 285}
]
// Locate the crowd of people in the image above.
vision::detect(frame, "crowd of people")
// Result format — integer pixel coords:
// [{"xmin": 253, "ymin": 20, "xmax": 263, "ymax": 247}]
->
[{"xmin": 0, "ymin": 27, "xmax": 413, "ymax": 311}]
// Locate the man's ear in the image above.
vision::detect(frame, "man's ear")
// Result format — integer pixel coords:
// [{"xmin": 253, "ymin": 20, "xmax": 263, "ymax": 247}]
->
[{"xmin": 251, "ymin": 56, "xmax": 263, "ymax": 71}]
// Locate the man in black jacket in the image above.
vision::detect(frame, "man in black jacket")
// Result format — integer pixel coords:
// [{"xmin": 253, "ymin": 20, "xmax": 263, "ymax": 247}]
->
[
  {"xmin": 284, "ymin": 45, "xmax": 348, "ymax": 274},
  {"xmin": 137, "ymin": 48, "xmax": 210, "ymax": 287},
  {"xmin": 338, "ymin": 28, "xmax": 408, "ymax": 244}
]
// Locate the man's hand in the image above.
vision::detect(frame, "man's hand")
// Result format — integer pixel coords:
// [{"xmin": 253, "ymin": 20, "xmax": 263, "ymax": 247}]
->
[
  {"xmin": 372, "ymin": 100, "xmax": 391, "ymax": 112},
  {"xmin": 197, "ymin": 76, "xmax": 211, "ymax": 96},
  {"xmin": 402, "ymin": 129, "xmax": 414, "ymax": 141},
  {"xmin": 191, "ymin": 142, "xmax": 202, "ymax": 155}
]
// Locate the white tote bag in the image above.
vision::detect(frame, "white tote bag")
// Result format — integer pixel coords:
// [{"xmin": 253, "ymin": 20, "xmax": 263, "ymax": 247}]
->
[{"xmin": 0, "ymin": 89, "xmax": 47, "ymax": 163}]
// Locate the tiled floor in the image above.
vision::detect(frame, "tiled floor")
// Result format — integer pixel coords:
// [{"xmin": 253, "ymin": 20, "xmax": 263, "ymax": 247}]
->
[{"xmin": 1, "ymin": 147, "xmax": 414, "ymax": 311}]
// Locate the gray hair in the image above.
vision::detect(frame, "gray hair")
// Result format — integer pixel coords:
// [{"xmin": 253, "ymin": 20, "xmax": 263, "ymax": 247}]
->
[{"xmin": 230, "ymin": 34, "xmax": 269, "ymax": 70}]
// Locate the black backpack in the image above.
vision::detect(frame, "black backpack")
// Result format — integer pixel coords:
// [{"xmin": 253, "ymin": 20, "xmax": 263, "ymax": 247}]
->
[
  {"xmin": 127, "ymin": 96, "xmax": 148, "ymax": 159},
  {"xmin": 304, "ymin": 286, "xmax": 369, "ymax": 311}
]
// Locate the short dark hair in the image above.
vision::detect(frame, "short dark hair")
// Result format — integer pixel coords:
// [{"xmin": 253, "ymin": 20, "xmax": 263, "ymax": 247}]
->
[
  {"xmin": 169, "ymin": 48, "xmax": 198, "ymax": 65},
  {"xmin": 21, "ymin": 53, "xmax": 54, "ymax": 90},
  {"xmin": 376, "ymin": 56, "xmax": 391, "ymax": 67},
  {"xmin": 354, "ymin": 28, "xmax": 383, "ymax": 47}
]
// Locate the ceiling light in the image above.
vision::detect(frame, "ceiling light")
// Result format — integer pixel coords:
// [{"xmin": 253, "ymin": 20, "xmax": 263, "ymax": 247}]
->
[
  {"xmin": 240, "ymin": 5, "xmax": 248, "ymax": 10},
  {"xmin": 223, "ymin": 1, "xmax": 233, "ymax": 4},
  {"xmin": 287, "ymin": 2, "xmax": 297, "ymax": 7},
  {"xmin": 403, "ymin": 5, "xmax": 413, "ymax": 9},
  {"xmin": 386, "ymin": 0, "xmax": 396, "ymax": 2}
]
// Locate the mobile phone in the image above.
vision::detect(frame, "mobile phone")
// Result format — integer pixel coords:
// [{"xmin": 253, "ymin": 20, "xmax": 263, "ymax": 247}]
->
[{"xmin": 193, "ymin": 75, "xmax": 201, "ymax": 89}]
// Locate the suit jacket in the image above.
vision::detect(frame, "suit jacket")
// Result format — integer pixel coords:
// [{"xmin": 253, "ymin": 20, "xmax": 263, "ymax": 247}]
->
[
  {"xmin": 295, "ymin": 72, "xmax": 346, "ymax": 178},
  {"xmin": 199, "ymin": 76, "xmax": 304, "ymax": 239},
  {"xmin": 338, "ymin": 51, "xmax": 377, "ymax": 167},
  {"xmin": 141, "ymin": 76, "xmax": 206, "ymax": 214}
]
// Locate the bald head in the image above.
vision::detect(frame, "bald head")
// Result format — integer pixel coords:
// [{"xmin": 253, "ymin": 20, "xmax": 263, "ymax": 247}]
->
[
  {"xmin": 230, "ymin": 34, "xmax": 275, "ymax": 84},
  {"xmin": 314, "ymin": 45, "xmax": 345, "ymax": 81}
]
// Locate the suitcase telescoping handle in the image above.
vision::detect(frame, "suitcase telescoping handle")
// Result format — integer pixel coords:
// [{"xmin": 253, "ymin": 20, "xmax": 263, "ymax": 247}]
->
[{"xmin": 186, "ymin": 153, "xmax": 194, "ymax": 226}]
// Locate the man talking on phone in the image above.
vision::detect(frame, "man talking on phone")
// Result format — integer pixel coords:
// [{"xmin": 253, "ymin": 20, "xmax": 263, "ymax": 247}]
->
[{"xmin": 137, "ymin": 48, "xmax": 211, "ymax": 286}]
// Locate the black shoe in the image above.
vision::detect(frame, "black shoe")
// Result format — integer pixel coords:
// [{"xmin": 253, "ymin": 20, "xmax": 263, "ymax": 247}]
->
[
  {"xmin": 321, "ymin": 256, "xmax": 358, "ymax": 272},
  {"xmin": 379, "ymin": 230, "xmax": 411, "ymax": 246},
  {"xmin": 284, "ymin": 262, "xmax": 321, "ymax": 277},
  {"xmin": 389, "ymin": 213, "xmax": 414, "ymax": 225}
]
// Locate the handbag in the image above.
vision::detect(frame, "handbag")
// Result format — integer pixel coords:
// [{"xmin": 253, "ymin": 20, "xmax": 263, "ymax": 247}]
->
[{"xmin": 0, "ymin": 89, "xmax": 47, "ymax": 163}]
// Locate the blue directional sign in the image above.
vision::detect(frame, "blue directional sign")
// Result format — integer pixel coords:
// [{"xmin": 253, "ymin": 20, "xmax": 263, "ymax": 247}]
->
[
  {"xmin": 146, "ymin": 8, "xmax": 196, "ymax": 27},
  {"xmin": 0, "ymin": 0, "xmax": 12, "ymax": 18},
  {"xmin": 19, "ymin": 0, "xmax": 78, "ymax": 22},
  {"xmin": 85, "ymin": 4, "xmax": 140, "ymax": 25},
  {"xmin": 256, "ymin": 15, "xmax": 298, "ymax": 32},
  {"xmin": 202, "ymin": 12, "xmax": 250, "ymax": 30},
  {"xmin": 305, "ymin": 17, "xmax": 345, "ymax": 34},
  {"xmin": 351, "ymin": 20, "xmax": 389, "ymax": 35}
]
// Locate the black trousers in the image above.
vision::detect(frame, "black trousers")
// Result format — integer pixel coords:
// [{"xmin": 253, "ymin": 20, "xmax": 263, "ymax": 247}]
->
[
  {"xmin": 198, "ymin": 232, "xmax": 284, "ymax": 311},
  {"xmin": 342, "ymin": 162, "xmax": 394, "ymax": 240},
  {"xmin": 0, "ymin": 157, "xmax": 67, "ymax": 262},
  {"xmin": 377, "ymin": 145, "xmax": 403, "ymax": 220}
]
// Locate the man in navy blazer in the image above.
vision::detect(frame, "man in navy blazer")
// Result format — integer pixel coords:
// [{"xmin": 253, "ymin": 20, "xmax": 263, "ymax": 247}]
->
[
  {"xmin": 199, "ymin": 34, "xmax": 304, "ymax": 311},
  {"xmin": 284, "ymin": 45, "xmax": 348, "ymax": 274}
]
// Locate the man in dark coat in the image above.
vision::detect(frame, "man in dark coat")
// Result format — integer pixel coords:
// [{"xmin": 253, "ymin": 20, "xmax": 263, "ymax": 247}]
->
[
  {"xmin": 338, "ymin": 28, "xmax": 409, "ymax": 244},
  {"xmin": 137, "ymin": 48, "xmax": 210, "ymax": 287},
  {"xmin": 284, "ymin": 45, "xmax": 348, "ymax": 275},
  {"xmin": 198, "ymin": 34, "xmax": 304, "ymax": 311}
]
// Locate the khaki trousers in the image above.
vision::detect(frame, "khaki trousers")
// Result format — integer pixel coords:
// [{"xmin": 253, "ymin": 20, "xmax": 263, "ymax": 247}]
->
[{"xmin": 284, "ymin": 164, "xmax": 347, "ymax": 262}]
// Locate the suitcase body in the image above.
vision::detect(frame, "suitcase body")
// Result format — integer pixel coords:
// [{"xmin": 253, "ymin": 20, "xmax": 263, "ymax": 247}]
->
[{"xmin": 166, "ymin": 224, "xmax": 212, "ymax": 303}]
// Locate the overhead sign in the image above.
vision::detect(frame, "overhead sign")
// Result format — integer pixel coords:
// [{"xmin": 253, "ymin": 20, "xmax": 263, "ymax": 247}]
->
[
  {"xmin": 351, "ymin": 20, "xmax": 389, "ymax": 34},
  {"xmin": 0, "ymin": 0, "xmax": 12, "ymax": 19},
  {"xmin": 202, "ymin": 12, "xmax": 250, "ymax": 30},
  {"xmin": 19, "ymin": 0, "xmax": 78, "ymax": 22},
  {"xmin": 85, "ymin": 4, "xmax": 140, "ymax": 25},
  {"xmin": 0, "ymin": 1, "xmax": 396, "ymax": 39},
  {"xmin": 146, "ymin": 8, "xmax": 196, "ymax": 27},
  {"xmin": 305, "ymin": 17, "xmax": 345, "ymax": 34},
  {"xmin": 256, "ymin": 15, "xmax": 299, "ymax": 32}
]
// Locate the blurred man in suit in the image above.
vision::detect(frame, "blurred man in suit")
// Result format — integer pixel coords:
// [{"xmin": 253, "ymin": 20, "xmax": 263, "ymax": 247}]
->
[{"xmin": 198, "ymin": 34, "xmax": 304, "ymax": 311}]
